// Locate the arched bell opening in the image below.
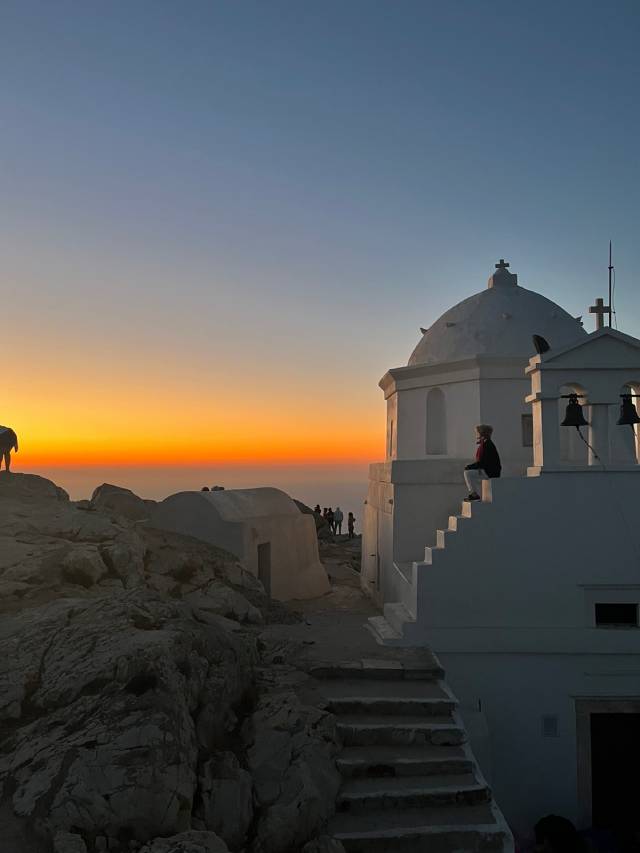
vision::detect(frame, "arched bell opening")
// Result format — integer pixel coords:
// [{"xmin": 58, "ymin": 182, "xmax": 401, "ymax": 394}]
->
[
  {"xmin": 614, "ymin": 381, "xmax": 640, "ymax": 464},
  {"xmin": 425, "ymin": 387, "xmax": 447, "ymax": 456},
  {"xmin": 559, "ymin": 383, "xmax": 589, "ymax": 465}
]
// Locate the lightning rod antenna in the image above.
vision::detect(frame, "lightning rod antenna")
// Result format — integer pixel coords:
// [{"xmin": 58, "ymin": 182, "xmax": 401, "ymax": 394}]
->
[{"xmin": 608, "ymin": 240, "xmax": 613, "ymax": 328}]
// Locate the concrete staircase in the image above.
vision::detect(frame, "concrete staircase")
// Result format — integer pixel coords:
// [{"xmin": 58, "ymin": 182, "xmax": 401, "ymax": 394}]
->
[
  {"xmin": 367, "ymin": 496, "xmax": 492, "ymax": 645},
  {"xmin": 312, "ymin": 659, "xmax": 512, "ymax": 852}
]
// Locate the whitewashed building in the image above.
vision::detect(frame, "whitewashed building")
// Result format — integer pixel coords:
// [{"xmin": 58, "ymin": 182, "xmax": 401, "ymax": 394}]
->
[
  {"xmin": 153, "ymin": 487, "xmax": 330, "ymax": 601},
  {"xmin": 363, "ymin": 261, "xmax": 640, "ymax": 843}
]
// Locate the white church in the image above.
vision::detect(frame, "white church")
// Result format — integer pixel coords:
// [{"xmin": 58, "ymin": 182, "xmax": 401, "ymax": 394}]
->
[{"xmin": 362, "ymin": 260, "xmax": 640, "ymax": 841}]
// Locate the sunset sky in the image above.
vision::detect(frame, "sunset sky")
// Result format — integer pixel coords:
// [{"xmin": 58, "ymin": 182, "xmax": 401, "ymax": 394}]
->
[{"xmin": 2, "ymin": 1, "xmax": 640, "ymax": 502}]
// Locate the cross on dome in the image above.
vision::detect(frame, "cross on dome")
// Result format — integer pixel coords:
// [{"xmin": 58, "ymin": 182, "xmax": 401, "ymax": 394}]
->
[{"xmin": 488, "ymin": 258, "xmax": 517, "ymax": 289}]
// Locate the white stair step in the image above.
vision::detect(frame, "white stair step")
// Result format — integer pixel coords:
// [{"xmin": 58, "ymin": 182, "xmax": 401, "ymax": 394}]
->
[
  {"xmin": 326, "ymin": 693, "xmax": 455, "ymax": 717},
  {"xmin": 337, "ymin": 714, "xmax": 466, "ymax": 747},
  {"xmin": 329, "ymin": 803, "xmax": 508, "ymax": 852},
  {"xmin": 337, "ymin": 773, "xmax": 490, "ymax": 811},
  {"xmin": 424, "ymin": 545, "xmax": 444, "ymax": 564},
  {"xmin": 383, "ymin": 602, "xmax": 415, "ymax": 635},
  {"xmin": 320, "ymin": 679, "xmax": 451, "ymax": 700},
  {"xmin": 336, "ymin": 744, "xmax": 473, "ymax": 778},
  {"xmin": 309, "ymin": 658, "xmax": 444, "ymax": 681},
  {"xmin": 461, "ymin": 499, "xmax": 492, "ymax": 518},
  {"xmin": 365, "ymin": 616, "xmax": 405, "ymax": 647}
]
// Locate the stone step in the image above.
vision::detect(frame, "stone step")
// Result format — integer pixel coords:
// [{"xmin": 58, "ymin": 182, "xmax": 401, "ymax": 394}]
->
[
  {"xmin": 329, "ymin": 803, "xmax": 508, "ymax": 852},
  {"xmin": 336, "ymin": 744, "xmax": 473, "ymax": 778},
  {"xmin": 321, "ymin": 679, "xmax": 456, "ymax": 717},
  {"xmin": 365, "ymin": 616, "xmax": 404, "ymax": 646},
  {"xmin": 383, "ymin": 602, "xmax": 415, "ymax": 636},
  {"xmin": 423, "ymin": 545, "xmax": 444, "ymax": 565},
  {"xmin": 309, "ymin": 657, "xmax": 445, "ymax": 682},
  {"xmin": 448, "ymin": 514, "xmax": 469, "ymax": 532},
  {"xmin": 337, "ymin": 714, "xmax": 466, "ymax": 747},
  {"xmin": 460, "ymin": 499, "xmax": 492, "ymax": 518},
  {"xmin": 436, "ymin": 529, "xmax": 449, "ymax": 548},
  {"xmin": 337, "ymin": 773, "xmax": 490, "ymax": 812},
  {"xmin": 329, "ymin": 695, "xmax": 457, "ymax": 717}
]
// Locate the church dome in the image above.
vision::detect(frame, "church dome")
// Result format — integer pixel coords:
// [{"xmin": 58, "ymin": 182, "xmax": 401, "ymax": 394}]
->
[{"xmin": 408, "ymin": 260, "xmax": 587, "ymax": 366}]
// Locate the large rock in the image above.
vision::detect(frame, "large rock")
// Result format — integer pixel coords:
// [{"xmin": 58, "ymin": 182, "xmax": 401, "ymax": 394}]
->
[
  {"xmin": 0, "ymin": 471, "xmax": 69, "ymax": 502},
  {"xmin": 0, "ymin": 473, "xmax": 339, "ymax": 853},
  {"xmin": 91, "ymin": 482, "xmax": 155, "ymax": 522},
  {"xmin": 302, "ymin": 838, "xmax": 346, "ymax": 853},
  {"xmin": 0, "ymin": 590, "xmax": 257, "ymax": 848},
  {"xmin": 140, "ymin": 831, "xmax": 229, "ymax": 853},
  {"xmin": 53, "ymin": 831, "xmax": 88, "ymax": 853},
  {"xmin": 195, "ymin": 752, "xmax": 253, "ymax": 848},
  {"xmin": 244, "ymin": 690, "xmax": 341, "ymax": 853}
]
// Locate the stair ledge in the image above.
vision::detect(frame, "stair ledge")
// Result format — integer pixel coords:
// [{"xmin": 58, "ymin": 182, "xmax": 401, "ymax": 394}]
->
[
  {"xmin": 329, "ymin": 802, "xmax": 504, "ymax": 834},
  {"xmin": 338, "ymin": 773, "xmax": 484, "ymax": 797}
]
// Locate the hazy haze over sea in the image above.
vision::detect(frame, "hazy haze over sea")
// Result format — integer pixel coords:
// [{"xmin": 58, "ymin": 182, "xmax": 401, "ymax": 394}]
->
[{"xmin": 25, "ymin": 464, "xmax": 369, "ymax": 519}]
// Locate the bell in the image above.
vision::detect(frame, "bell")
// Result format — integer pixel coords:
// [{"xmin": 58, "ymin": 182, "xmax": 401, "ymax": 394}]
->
[
  {"xmin": 561, "ymin": 394, "xmax": 589, "ymax": 428},
  {"xmin": 617, "ymin": 394, "xmax": 640, "ymax": 426}
]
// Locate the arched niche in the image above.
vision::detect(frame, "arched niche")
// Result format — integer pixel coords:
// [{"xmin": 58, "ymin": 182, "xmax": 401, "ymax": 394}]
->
[
  {"xmin": 613, "ymin": 381, "xmax": 640, "ymax": 464},
  {"xmin": 558, "ymin": 383, "xmax": 589, "ymax": 465},
  {"xmin": 426, "ymin": 387, "xmax": 447, "ymax": 455}
]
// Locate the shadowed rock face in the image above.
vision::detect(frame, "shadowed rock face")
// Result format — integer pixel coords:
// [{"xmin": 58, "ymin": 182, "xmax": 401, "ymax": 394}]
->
[{"xmin": 0, "ymin": 474, "xmax": 341, "ymax": 853}]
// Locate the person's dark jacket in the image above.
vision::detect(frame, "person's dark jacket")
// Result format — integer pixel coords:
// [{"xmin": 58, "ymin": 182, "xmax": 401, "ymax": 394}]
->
[{"xmin": 465, "ymin": 438, "xmax": 501, "ymax": 478}]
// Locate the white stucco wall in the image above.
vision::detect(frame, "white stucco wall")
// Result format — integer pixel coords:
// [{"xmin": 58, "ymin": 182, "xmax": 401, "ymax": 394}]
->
[
  {"xmin": 152, "ymin": 488, "xmax": 330, "ymax": 601},
  {"xmin": 400, "ymin": 473, "xmax": 640, "ymax": 840},
  {"xmin": 444, "ymin": 652, "xmax": 640, "ymax": 843}
]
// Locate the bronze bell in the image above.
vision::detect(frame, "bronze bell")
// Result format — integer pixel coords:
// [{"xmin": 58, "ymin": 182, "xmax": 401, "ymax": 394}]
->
[
  {"xmin": 617, "ymin": 394, "xmax": 640, "ymax": 426},
  {"xmin": 561, "ymin": 394, "xmax": 589, "ymax": 428}
]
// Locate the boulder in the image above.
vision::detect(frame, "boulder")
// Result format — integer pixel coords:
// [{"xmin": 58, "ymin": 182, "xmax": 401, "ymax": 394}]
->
[
  {"xmin": 53, "ymin": 831, "xmax": 88, "ymax": 853},
  {"xmin": 0, "ymin": 471, "xmax": 69, "ymax": 502},
  {"xmin": 302, "ymin": 838, "xmax": 346, "ymax": 853},
  {"xmin": 0, "ymin": 590, "xmax": 257, "ymax": 848},
  {"xmin": 60, "ymin": 545, "xmax": 108, "ymax": 588},
  {"xmin": 244, "ymin": 690, "xmax": 341, "ymax": 853},
  {"xmin": 195, "ymin": 752, "xmax": 253, "ymax": 848},
  {"xmin": 139, "ymin": 831, "xmax": 229, "ymax": 853},
  {"xmin": 91, "ymin": 483, "xmax": 154, "ymax": 522},
  {"xmin": 184, "ymin": 582, "xmax": 263, "ymax": 625}
]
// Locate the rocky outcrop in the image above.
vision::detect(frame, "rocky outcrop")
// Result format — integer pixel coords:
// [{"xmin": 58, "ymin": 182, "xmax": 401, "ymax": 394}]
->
[
  {"xmin": 139, "ymin": 831, "xmax": 229, "ymax": 853},
  {"xmin": 0, "ymin": 474, "xmax": 340, "ymax": 853},
  {"xmin": 243, "ymin": 685, "xmax": 341, "ymax": 852},
  {"xmin": 90, "ymin": 483, "xmax": 156, "ymax": 523},
  {"xmin": 302, "ymin": 838, "xmax": 346, "ymax": 853}
]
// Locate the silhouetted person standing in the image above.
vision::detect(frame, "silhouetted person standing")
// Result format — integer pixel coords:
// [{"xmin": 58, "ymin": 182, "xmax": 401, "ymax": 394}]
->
[
  {"xmin": 347, "ymin": 512, "xmax": 355, "ymax": 538},
  {"xmin": 327, "ymin": 507, "xmax": 335, "ymax": 533},
  {"xmin": 0, "ymin": 426, "xmax": 18, "ymax": 472},
  {"xmin": 334, "ymin": 507, "xmax": 344, "ymax": 534}
]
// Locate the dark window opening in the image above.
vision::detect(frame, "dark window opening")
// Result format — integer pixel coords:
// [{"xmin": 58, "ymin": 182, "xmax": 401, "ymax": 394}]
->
[
  {"xmin": 595, "ymin": 603, "xmax": 638, "ymax": 627},
  {"xmin": 521, "ymin": 414, "xmax": 533, "ymax": 447}
]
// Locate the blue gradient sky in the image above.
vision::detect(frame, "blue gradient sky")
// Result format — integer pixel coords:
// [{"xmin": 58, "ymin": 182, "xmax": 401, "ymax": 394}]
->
[{"xmin": 1, "ymin": 1, "xmax": 639, "ymax": 501}]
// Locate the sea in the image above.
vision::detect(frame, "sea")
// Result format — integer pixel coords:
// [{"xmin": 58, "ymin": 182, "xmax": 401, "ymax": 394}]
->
[{"xmin": 25, "ymin": 463, "xmax": 370, "ymax": 521}]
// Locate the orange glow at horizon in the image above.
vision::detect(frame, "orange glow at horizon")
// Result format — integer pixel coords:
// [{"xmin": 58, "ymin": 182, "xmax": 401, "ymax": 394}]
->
[
  {"xmin": 5, "ymin": 298, "xmax": 388, "ymax": 470},
  {"xmin": 9, "ymin": 381, "xmax": 385, "ymax": 468}
]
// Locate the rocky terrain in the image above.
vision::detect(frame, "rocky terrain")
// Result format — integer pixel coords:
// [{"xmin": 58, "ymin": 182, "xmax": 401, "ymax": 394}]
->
[{"xmin": 0, "ymin": 474, "xmax": 343, "ymax": 853}]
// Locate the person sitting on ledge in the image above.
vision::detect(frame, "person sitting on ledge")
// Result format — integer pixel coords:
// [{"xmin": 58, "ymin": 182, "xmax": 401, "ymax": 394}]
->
[
  {"xmin": 0, "ymin": 425, "xmax": 19, "ymax": 473},
  {"xmin": 464, "ymin": 423, "xmax": 501, "ymax": 501}
]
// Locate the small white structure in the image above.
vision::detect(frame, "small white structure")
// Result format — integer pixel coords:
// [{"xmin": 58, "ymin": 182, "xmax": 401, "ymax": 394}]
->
[
  {"xmin": 153, "ymin": 487, "xmax": 330, "ymax": 601},
  {"xmin": 364, "ymin": 262, "xmax": 640, "ymax": 842}
]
